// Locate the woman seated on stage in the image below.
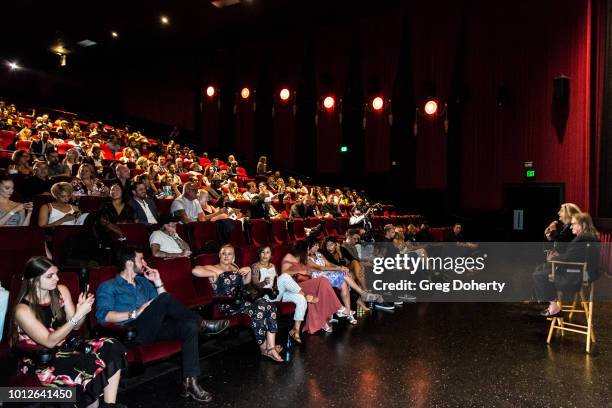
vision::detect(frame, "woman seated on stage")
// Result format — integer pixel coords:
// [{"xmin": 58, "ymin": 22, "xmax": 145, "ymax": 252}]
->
[
  {"xmin": 10, "ymin": 257, "xmax": 127, "ymax": 408},
  {"xmin": 544, "ymin": 203, "xmax": 581, "ymax": 246},
  {"xmin": 533, "ymin": 212, "xmax": 600, "ymax": 317},
  {"xmin": 306, "ymin": 237, "xmax": 379, "ymax": 322},
  {"xmin": 38, "ymin": 182, "xmax": 83, "ymax": 227},
  {"xmin": 192, "ymin": 244, "xmax": 283, "ymax": 362}
]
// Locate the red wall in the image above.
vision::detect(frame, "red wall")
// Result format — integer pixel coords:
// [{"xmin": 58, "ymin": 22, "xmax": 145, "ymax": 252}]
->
[{"xmin": 196, "ymin": 0, "xmax": 595, "ymax": 210}]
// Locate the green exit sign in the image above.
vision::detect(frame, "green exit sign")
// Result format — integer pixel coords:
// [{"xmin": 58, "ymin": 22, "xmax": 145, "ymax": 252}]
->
[
  {"xmin": 526, "ymin": 169, "xmax": 535, "ymax": 178},
  {"xmin": 340, "ymin": 145, "xmax": 349, "ymax": 153}
]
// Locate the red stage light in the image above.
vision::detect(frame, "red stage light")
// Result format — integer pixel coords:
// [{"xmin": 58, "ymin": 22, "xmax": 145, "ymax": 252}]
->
[
  {"xmin": 240, "ymin": 87, "xmax": 250, "ymax": 99},
  {"xmin": 424, "ymin": 100, "xmax": 438, "ymax": 115},
  {"xmin": 279, "ymin": 88, "xmax": 290, "ymax": 101},
  {"xmin": 323, "ymin": 96, "xmax": 335, "ymax": 110},
  {"xmin": 206, "ymin": 86, "xmax": 215, "ymax": 97},
  {"xmin": 372, "ymin": 96, "xmax": 384, "ymax": 111}
]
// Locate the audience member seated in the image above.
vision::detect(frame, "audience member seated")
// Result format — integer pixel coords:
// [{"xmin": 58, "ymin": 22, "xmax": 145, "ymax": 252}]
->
[
  {"xmin": 128, "ymin": 181, "xmax": 160, "ymax": 225},
  {"xmin": 252, "ymin": 245, "xmax": 320, "ymax": 343},
  {"xmin": 10, "ymin": 257, "xmax": 127, "ymax": 408},
  {"xmin": 135, "ymin": 172, "xmax": 162, "ymax": 200},
  {"xmin": 197, "ymin": 190, "xmax": 232, "ymax": 222},
  {"xmin": 306, "ymin": 237, "xmax": 378, "ymax": 321},
  {"xmin": 63, "ymin": 148, "xmax": 81, "ymax": 170},
  {"xmin": 9, "ymin": 150, "xmax": 33, "ymax": 176},
  {"xmin": 28, "ymin": 129, "xmax": 54, "ymax": 156},
  {"xmin": 150, "ymin": 214, "xmax": 192, "ymax": 258},
  {"xmin": 82, "ymin": 145, "xmax": 105, "ymax": 175},
  {"xmin": 533, "ymin": 212, "xmax": 600, "ymax": 317},
  {"xmin": 416, "ymin": 223, "xmax": 434, "ymax": 242},
  {"xmin": 107, "ymin": 164, "xmax": 133, "ymax": 202},
  {"xmin": 101, "ymin": 184, "xmax": 135, "ymax": 224},
  {"xmin": 39, "ymin": 182, "xmax": 83, "ymax": 227},
  {"xmin": 281, "ymin": 241, "xmax": 356, "ymax": 334},
  {"xmin": 192, "ymin": 244, "xmax": 283, "ymax": 362},
  {"xmin": 321, "ymin": 195, "xmax": 341, "ymax": 218},
  {"xmin": 227, "ymin": 182, "xmax": 242, "ymax": 201},
  {"xmin": 0, "ymin": 174, "xmax": 33, "ymax": 226},
  {"xmin": 46, "ymin": 150, "xmax": 70, "ymax": 177},
  {"xmin": 96, "ymin": 246, "xmax": 228, "ymax": 402},
  {"xmin": 20, "ymin": 160, "xmax": 52, "ymax": 199},
  {"xmin": 290, "ymin": 195, "xmax": 318, "ymax": 219},
  {"xmin": 445, "ymin": 223, "xmax": 467, "ymax": 242},
  {"xmin": 72, "ymin": 163, "xmax": 109, "ymax": 197},
  {"xmin": 171, "ymin": 182, "xmax": 205, "ymax": 223}
]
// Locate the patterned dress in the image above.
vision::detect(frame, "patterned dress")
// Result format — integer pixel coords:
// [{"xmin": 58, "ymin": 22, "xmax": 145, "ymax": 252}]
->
[
  {"xmin": 17, "ymin": 300, "xmax": 128, "ymax": 408},
  {"xmin": 211, "ymin": 271, "xmax": 278, "ymax": 345},
  {"xmin": 309, "ymin": 252, "xmax": 347, "ymax": 288}
]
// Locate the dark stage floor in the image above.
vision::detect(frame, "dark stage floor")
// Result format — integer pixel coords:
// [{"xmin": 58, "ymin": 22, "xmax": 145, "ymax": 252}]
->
[{"xmin": 120, "ymin": 302, "xmax": 612, "ymax": 408}]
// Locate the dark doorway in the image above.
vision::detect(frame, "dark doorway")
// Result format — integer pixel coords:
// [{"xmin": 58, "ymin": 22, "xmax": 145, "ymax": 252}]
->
[{"xmin": 502, "ymin": 183, "xmax": 565, "ymax": 241}]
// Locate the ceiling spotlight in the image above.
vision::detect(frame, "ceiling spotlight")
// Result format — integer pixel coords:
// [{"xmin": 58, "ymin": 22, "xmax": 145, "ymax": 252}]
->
[
  {"xmin": 323, "ymin": 96, "xmax": 335, "ymax": 110},
  {"xmin": 7, "ymin": 61, "xmax": 20, "ymax": 70},
  {"xmin": 111, "ymin": 31, "xmax": 119, "ymax": 38},
  {"xmin": 59, "ymin": 54, "xmax": 67, "ymax": 67},
  {"xmin": 372, "ymin": 96, "xmax": 384, "ymax": 111},
  {"xmin": 279, "ymin": 88, "xmax": 290, "ymax": 101},
  {"xmin": 240, "ymin": 87, "xmax": 250, "ymax": 99},
  {"xmin": 424, "ymin": 100, "xmax": 438, "ymax": 115},
  {"xmin": 160, "ymin": 15, "xmax": 170, "ymax": 25},
  {"xmin": 206, "ymin": 86, "xmax": 215, "ymax": 98}
]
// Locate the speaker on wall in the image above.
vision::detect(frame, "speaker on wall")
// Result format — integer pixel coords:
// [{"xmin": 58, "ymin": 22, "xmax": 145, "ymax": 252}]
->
[{"xmin": 553, "ymin": 76, "xmax": 570, "ymax": 101}]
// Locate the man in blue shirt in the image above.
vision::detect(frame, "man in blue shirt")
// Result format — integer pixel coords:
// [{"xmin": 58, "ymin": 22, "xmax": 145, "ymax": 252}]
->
[{"xmin": 96, "ymin": 246, "xmax": 228, "ymax": 403}]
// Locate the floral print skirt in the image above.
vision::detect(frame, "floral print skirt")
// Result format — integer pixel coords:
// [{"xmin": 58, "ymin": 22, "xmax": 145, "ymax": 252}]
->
[
  {"xmin": 20, "ymin": 337, "xmax": 128, "ymax": 408},
  {"xmin": 220, "ymin": 299, "xmax": 278, "ymax": 345}
]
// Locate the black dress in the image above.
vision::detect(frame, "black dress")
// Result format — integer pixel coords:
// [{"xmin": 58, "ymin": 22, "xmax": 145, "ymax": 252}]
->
[{"xmin": 17, "ymin": 300, "xmax": 128, "ymax": 408}]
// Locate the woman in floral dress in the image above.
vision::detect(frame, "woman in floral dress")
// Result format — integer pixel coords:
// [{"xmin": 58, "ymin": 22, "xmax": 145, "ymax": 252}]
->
[
  {"xmin": 10, "ymin": 257, "xmax": 128, "ymax": 408},
  {"xmin": 192, "ymin": 244, "xmax": 283, "ymax": 363}
]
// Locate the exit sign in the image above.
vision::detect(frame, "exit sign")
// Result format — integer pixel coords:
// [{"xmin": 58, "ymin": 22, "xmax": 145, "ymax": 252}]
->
[
  {"xmin": 340, "ymin": 145, "xmax": 349, "ymax": 153},
  {"xmin": 526, "ymin": 169, "xmax": 535, "ymax": 178}
]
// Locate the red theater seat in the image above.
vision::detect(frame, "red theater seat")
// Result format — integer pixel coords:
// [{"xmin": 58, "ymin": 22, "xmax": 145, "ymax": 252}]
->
[
  {"xmin": 272, "ymin": 219, "xmax": 291, "ymax": 245},
  {"xmin": 0, "ymin": 130, "xmax": 16, "ymax": 150},
  {"xmin": 51, "ymin": 225, "xmax": 85, "ymax": 267},
  {"xmin": 0, "ymin": 226, "xmax": 46, "ymax": 287},
  {"xmin": 155, "ymin": 198, "xmax": 174, "ymax": 217},
  {"xmin": 78, "ymin": 195, "xmax": 108, "ymax": 213},
  {"xmin": 118, "ymin": 223, "xmax": 150, "ymax": 254},
  {"xmin": 323, "ymin": 217, "xmax": 339, "ymax": 237},
  {"xmin": 225, "ymin": 219, "xmax": 247, "ymax": 246},
  {"xmin": 337, "ymin": 217, "xmax": 350, "ymax": 236},
  {"xmin": 151, "ymin": 257, "xmax": 211, "ymax": 308},
  {"xmin": 190, "ymin": 221, "xmax": 220, "ymax": 251},
  {"xmin": 249, "ymin": 219, "xmax": 271, "ymax": 246},
  {"xmin": 291, "ymin": 219, "xmax": 307, "ymax": 241},
  {"xmin": 15, "ymin": 140, "xmax": 31, "ymax": 151}
]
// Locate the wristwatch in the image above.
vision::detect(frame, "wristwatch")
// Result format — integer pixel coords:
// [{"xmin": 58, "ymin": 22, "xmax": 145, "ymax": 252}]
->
[{"xmin": 129, "ymin": 309, "xmax": 138, "ymax": 320}]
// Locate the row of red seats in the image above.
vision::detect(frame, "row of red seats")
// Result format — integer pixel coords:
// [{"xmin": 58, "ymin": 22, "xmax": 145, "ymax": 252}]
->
[{"xmin": 3, "ymin": 253, "xmax": 296, "ymax": 385}]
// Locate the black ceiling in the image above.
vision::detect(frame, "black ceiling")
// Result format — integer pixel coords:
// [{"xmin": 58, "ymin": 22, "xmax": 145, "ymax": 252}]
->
[{"xmin": 2, "ymin": 0, "xmax": 406, "ymax": 73}]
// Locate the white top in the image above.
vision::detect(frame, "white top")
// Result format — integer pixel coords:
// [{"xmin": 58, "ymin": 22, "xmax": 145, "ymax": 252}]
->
[
  {"xmin": 48, "ymin": 205, "xmax": 76, "ymax": 225},
  {"xmin": 349, "ymin": 214, "xmax": 365, "ymax": 225},
  {"xmin": 171, "ymin": 195, "xmax": 203, "ymax": 222},
  {"xmin": 136, "ymin": 199, "xmax": 158, "ymax": 224},
  {"xmin": 149, "ymin": 230, "xmax": 183, "ymax": 254},
  {"xmin": 258, "ymin": 265, "xmax": 277, "ymax": 289}
]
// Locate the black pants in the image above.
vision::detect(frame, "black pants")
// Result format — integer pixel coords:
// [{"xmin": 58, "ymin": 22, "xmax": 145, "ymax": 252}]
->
[
  {"xmin": 532, "ymin": 263, "xmax": 581, "ymax": 303},
  {"xmin": 129, "ymin": 293, "xmax": 202, "ymax": 377}
]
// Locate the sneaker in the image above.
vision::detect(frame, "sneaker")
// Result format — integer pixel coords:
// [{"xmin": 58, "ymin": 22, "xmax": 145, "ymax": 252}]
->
[
  {"xmin": 347, "ymin": 315, "xmax": 358, "ymax": 324},
  {"xmin": 397, "ymin": 294, "xmax": 417, "ymax": 303},
  {"xmin": 373, "ymin": 303, "xmax": 395, "ymax": 312}
]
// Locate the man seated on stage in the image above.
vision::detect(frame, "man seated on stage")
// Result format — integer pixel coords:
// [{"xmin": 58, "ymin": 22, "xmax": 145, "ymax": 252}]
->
[
  {"xmin": 150, "ymin": 214, "xmax": 192, "ymax": 258},
  {"xmin": 96, "ymin": 246, "xmax": 229, "ymax": 403}
]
